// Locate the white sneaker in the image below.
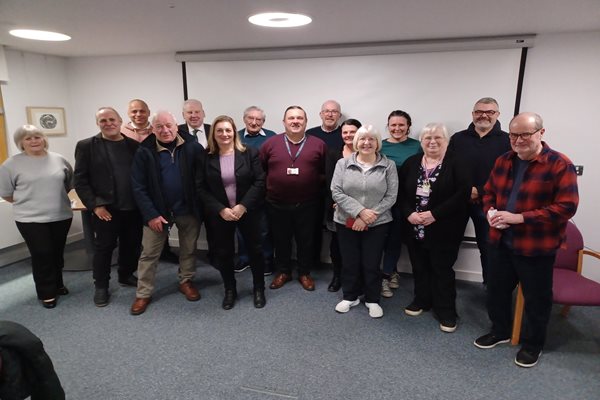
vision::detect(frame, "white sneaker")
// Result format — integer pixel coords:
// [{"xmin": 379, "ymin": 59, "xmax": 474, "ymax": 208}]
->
[
  {"xmin": 335, "ymin": 299, "xmax": 360, "ymax": 313},
  {"xmin": 389, "ymin": 272, "xmax": 400, "ymax": 289},
  {"xmin": 365, "ymin": 302, "xmax": 383, "ymax": 318},
  {"xmin": 381, "ymin": 279, "xmax": 393, "ymax": 298}
]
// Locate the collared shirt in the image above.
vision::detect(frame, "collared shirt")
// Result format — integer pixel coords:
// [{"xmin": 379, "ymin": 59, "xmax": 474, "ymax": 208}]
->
[
  {"xmin": 483, "ymin": 142, "xmax": 579, "ymax": 256},
  {"xmin": 189, "ymin": 125, "xmax": 208, "ymax": 148},
  {"xmin": 239, "ymin": 128, "xmax": 277, "ymax": 149}
]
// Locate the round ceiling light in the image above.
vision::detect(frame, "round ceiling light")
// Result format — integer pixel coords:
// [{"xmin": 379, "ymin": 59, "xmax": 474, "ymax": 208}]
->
[
  {"xmin": 9, "ymin": 29, "xmax": 71, "ymax": 41},
  {"xmin": 248, "ymin": 12, "xmax": 312, "ymax": 28}
]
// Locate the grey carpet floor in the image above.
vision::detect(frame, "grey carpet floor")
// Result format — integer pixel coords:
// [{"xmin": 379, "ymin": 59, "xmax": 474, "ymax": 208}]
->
[{"xmin": 1, "ymin": 245, "xmax": 599, "ymax": 400}]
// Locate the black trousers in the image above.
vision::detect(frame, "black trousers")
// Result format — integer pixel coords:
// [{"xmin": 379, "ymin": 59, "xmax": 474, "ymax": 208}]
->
[
  {"xmin": 405, "ymin": 238, "xmax": 460, "ymax": 320},
  {"xmin": 336, "ymin": 223, "xmax": 389, "ymax": 304},
  {"xmin": 91, "ymin": 208, "xmax": 142, "ymax": 288},
  {"xmin": 487, "ymin": 242, "xmax": 554, "ymax": 352},
  {"xmin": 208, "ymin": 211, "xmax": 265, "ymax": 291},
  {"xmin": 267, "ymin": 199, "xmax": 319, "ymax": 276},
  {"xmin": 16, "ymin": 218, "xmax": 72, "ymax": 300}
]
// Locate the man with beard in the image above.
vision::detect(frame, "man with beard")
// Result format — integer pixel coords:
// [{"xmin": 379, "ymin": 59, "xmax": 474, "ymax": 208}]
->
[{"xmin": 449, "ymin": 97, "xmax": 510, "ymax": 284}]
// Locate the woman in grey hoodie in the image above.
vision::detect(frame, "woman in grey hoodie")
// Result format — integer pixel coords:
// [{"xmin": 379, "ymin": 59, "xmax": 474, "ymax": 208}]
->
[{"xmin": 331, "ymin": 125, "xmax": 398, "ymax": 318}]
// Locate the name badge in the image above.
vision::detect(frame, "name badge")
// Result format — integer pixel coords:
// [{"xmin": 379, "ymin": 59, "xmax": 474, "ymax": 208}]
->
[
  {"xmin": 287, "ymin": 167, "xmax": 299, "ymax": 175},
  {"xmin": 416, "ymin": 183, "xmax": 430, "ymax": 197}
]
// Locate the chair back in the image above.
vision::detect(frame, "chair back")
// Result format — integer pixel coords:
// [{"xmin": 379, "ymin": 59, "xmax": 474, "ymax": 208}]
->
[{"xmin": 553, "ymin": 221, "xmax": 583, "ymax": 271}]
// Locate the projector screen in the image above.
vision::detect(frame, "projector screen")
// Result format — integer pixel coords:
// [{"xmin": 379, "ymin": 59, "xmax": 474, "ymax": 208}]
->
[{"xmin": 185, "ymin": 48, "xmax": 522, "ymax": 138}]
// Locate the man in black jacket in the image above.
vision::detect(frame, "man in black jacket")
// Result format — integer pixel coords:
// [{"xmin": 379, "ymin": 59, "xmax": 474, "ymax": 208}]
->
[
  {"xmin": 130, "ymin": 111, "xmax": 205, "ymax": 315},
  {"xmin": 178, "ymin": 99, "xmax": 211, "ymax": 148},
  {"xmin": 448, "ymin": 97, "xmax": 511, "ymax": 284},
  {"xmin": 74, "ymin": 107, "xmax": 142, "ymax": 307}
]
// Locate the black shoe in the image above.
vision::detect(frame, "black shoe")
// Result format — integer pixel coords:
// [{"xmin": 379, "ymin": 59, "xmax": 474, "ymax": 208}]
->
[
  {"xmin": 94, "ymin": 288, "xmax": 109, "ymax": 307},
  {"xmin": 234, "ymin": 261, "xmax": 250, "ymax": 273},
  {"xmin": 160, "ymin": 250, "xmax": 179, "ymax": 263},
  {"xmin": 222, "ymin": 289, "xmax": 237, "ymax": 310},
  {"xmin": 328, "ymin": 276, "xmax": 341, "ymax": 292},
  {"xmin": 439, "ymin": 318, "xmax": 457, "ymax": 333},
  {"xmin": 42, "ymin": 298, "xmax": 57, "ymax": 309},
  {"xmin": 474, "ymin": 333, "xmax": 510, "ymax": 349},
  {"xmin": 515, "ymin": 348, "xmax": 542, "ymax": 368},
  {"xmin": 118, "ymin": 275, "xmax": 138, "ymax": 287},
  {"xmin": 57, "ymin": 286, "xmax": 69, "ymax": 296},
  {"xmin": 253, "ymin": 289, "xmax": 266, "ymax": 308}
]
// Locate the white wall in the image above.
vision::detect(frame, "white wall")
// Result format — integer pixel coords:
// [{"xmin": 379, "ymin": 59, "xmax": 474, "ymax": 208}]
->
[
  {"xmin": 1, "ymin": 51, "xmax": 82, "ymax": 250},
  {"xmin": 520, "ymin": 31, "xmax": 600, "ymax": 282},
  {"xmin": 2, "ymin": 32, "xmax": 599, "ymax": 282}
]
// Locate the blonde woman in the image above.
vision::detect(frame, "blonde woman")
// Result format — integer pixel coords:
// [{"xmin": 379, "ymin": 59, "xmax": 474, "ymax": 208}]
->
[{"xmin": 0, "ymin": 125, "xmax": 73, "ymax": 308}]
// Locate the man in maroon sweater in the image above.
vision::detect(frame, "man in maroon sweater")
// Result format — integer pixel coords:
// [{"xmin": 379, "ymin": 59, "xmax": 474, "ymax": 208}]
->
[{"xmin": 260, "ymin": 106, "xmax": 327, "ymax": 291}]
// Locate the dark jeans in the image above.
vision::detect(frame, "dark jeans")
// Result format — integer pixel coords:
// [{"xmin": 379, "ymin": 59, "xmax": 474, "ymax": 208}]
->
[
  {"xmin": 405, "ymin": 238, "xmax": 460, "ymax": 320},
  {"xmin": 336, "ymin": 223, "xmax": 389, "ymax": 304},
  {"xmin": 468, "ymin": 202, "xmax": 491, "ymax": 283},
  {"xmin": 487, "ymin": 243, "xmax": 554, "ymax": 352},
  {"xmin": 208, "ymin": 211, "xmax": 265, "ymax": 291},
  {"xmin": 382, "ymin": 207, "xmax": 403, "ymax": 276},
  {"xmin": 91, "ymin": 208, "xmax": 142, "ymax": 288},
  {"xmin": 16, "ymin": 218, "xmax": 72, "ymax": 300},
  {"xmin": 236, "ymin": 208, "xmax": 273, "ymax": 266},
  {"xmin": 267, "ymin": 199, "xmax": 319, "ymax": 276}
]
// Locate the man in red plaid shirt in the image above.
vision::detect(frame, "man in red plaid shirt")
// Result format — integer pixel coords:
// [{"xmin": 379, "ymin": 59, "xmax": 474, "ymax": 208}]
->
[{"xmin": 474, "ymin": 112, "xmax": 579, "ymax": 368}]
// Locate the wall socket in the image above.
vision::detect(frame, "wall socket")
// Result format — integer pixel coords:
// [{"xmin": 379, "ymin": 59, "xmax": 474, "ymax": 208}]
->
[{"xmin": 574, "ymin": 165, "xmax": 584, "ymax": 176}]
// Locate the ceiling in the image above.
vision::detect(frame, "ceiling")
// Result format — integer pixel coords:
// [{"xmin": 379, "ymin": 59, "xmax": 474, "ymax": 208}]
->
[{"xmin": 0, "ymin": 0, "xmax": 599, "ymax": 58}]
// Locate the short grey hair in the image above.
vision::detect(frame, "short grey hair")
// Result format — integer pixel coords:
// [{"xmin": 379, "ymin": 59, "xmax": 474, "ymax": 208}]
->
[
  {"xmin": 151, "ymin": 111, "xmax": 178, "ymax": 125},
  {"xmin": 13, "ymin": 125, "xmax": 48, "ymax": 151},
  {"xmin": 473, "ymin": 97, "xmax": 499, "ymax": 109},
  {"xmin": 243, "ymin": 106, "xmax": 266, "ymax": 121},
  {"xmin": 419, "ymin": 123, "xmax": 449, "ymax": 141},
  {"xmin": 352, "ymin": 124, "xmax": 382, "ymax": 152}
]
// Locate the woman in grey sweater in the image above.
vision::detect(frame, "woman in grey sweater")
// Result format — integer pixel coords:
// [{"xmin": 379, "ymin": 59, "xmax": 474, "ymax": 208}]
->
[
  {"xmin": 0, "ymin": 125, "xmax": 73, "ymax": 308},
  {"xmin": 331, "ymin": 125, "xmax": 398, "ymax": 318}
]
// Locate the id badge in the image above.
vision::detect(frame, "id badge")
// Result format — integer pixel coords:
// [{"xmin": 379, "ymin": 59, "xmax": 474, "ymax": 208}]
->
[
  {"xmin": 416, "ymin": 183, "xmax": 430, "ymax": 197},
  {"xmin": 287, "ymin": 167, "xmax": 299, "ymax": 175}
]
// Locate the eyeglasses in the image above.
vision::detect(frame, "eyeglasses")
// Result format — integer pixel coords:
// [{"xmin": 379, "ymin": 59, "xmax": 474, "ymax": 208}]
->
[
  {"xmin": 508, "ymin": 128, "xmax": 541, "ymax": 141},
  {"xmin": 473, "ymin": 110, "xmax": 498, "ymax": 117},
  {"xmin": 321, "ymin": 110, "xmax": 340, "ymax": 115}
]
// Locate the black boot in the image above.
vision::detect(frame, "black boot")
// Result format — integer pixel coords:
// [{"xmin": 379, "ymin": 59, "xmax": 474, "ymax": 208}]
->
[
  {"xmin": 253, "ymin": 288, "xmax": 266, "ymax": 308},
  {"xmin": 222, "ymin": 289, "xmax": 237, "ymax": 310},
  {"xmin": 328, "ymin": 275, "xmax": 341, "ymax": 292}
]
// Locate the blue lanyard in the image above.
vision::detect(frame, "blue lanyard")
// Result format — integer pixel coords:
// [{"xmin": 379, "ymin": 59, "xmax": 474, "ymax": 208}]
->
[{"xmin": 283, "ymin": 134, "xmax": 307, "ymax": 165}]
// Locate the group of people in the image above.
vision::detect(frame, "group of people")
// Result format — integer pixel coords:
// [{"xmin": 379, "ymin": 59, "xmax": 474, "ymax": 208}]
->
[{"xmin": 0, "ymin": 96, "xmax": 579, "ymax": 368}]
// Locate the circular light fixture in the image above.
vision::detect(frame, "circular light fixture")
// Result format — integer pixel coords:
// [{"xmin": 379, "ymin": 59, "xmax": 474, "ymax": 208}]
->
[
  {"xmin": 9, "ymin": 29, "xmax": 71, "ymax": 41},
  {"xmin": 248, "ymin": 12, "xmax": 312, "ymax": 28}
]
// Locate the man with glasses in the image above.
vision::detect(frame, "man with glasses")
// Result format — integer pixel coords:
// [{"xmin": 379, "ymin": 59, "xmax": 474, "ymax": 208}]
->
[
  {"xmin": 306, "ymin": 100, "xmax": 343, "ymax": 149},
  {"xmin": 129, "ymin": 111, "xmax": 205, "ymax": 315},
  {"xmin": 474, "ymin": 112, "xmax": 578, "ymax": 368},
  {"xmin": 449, "ymin": 97, "xmax": 510, "ymax": 284}
]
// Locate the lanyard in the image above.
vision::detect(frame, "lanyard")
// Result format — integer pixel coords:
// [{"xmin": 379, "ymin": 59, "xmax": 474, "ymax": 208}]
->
[{"xmin": 284, "ymin": 134, "xmax": 307, "ymax": 165}]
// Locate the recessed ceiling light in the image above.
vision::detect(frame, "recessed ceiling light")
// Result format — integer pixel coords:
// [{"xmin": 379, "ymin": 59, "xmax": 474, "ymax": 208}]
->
[
  {"xmin": 9, "ymin": 29, "xmax": 71, "ymax": 41},
  {"xmin": 248, "ymin": 12, "xmax": 312, "ymax": 28}
]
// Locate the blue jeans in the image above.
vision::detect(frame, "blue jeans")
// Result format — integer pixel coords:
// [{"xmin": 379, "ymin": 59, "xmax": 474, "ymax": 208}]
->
[{"xmin": 382, "ymin": 207, "xmax": 403, "ymax": 276}]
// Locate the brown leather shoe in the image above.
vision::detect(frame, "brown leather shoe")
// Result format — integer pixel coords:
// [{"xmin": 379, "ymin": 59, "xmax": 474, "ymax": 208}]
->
[
  {"xmin": 298, "ymin": 275, "xmax": 315, "ymax": 291},
  {"xmin": 269, "ymin": 273, "xmax": 292, "ymax": 289},
  {"xmin": 130, "ymin": 297, "xmax": 151, "ymax": 315},
  {"xmin": 179, "ymin": 281, "xmax": 201, "ymax": 301}
]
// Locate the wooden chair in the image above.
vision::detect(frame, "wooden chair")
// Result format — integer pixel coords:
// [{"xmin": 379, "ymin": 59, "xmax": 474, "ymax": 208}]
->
[{"xmin": 511, "ymin": 221, "xmax": 600, "ymax": 345}]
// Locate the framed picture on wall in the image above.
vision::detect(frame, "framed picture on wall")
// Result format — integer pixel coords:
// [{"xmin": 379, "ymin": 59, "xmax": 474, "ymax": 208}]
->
[{"xmin": 26, "ymin": 106, "xmax": 67, "ymax": 135}]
